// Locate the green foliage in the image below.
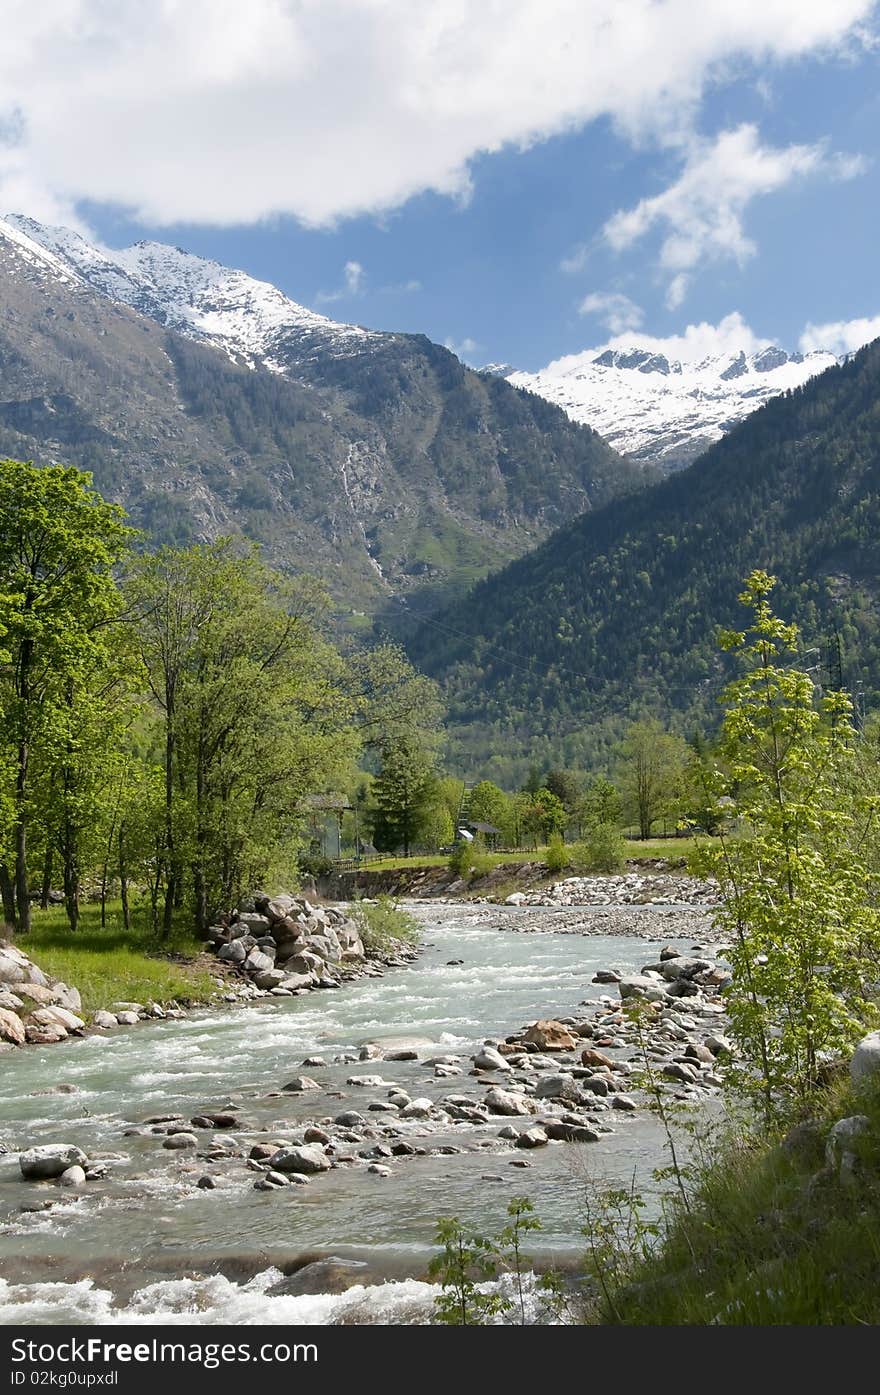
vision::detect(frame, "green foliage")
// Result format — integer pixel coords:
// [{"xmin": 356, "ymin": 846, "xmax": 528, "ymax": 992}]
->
[
  {"xmin": 545, "ymin": 832, "xmax": 571, "ymax": 874},
  {"xmin": 448, "ymin": 834, "xmax": 497, "ymax": 878},
  {"xmin": 571, "ymin": 822, "xmax": 627, "ymax": 873},
  {"xmin": 430, "ymin": 1197, "xmax": 562, "ymax": 1326},
  {"xmin": 349, "ymin": 894, "xmax": 420, "ymax": 952},
  {"xmin": 617, "ymin": 719, "xmax": 689, "ymax": 839},
  {"xmin": 0, "ymin": 459, "xmax": 135, "ymax": 931},
  {"xmin": 371, "ymin": 737, "xmax": 442, "ymax": 857},
  {"xmin": 610, "ymin": 1080, "xmax": 880, "ymax": 1325},
  {"xmin": 692, "ymin": 572, "xmax": 880, "ymax": 1121}
]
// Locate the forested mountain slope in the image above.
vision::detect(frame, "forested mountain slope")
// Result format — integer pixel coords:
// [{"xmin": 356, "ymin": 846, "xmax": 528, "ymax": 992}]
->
[
  {"xmin": 0, "ymin": 216, "xmax": 646, "ymax": 624},
  {"xmin": 409, "ymin": 340, "xmax": 880, "ymax": 778}
]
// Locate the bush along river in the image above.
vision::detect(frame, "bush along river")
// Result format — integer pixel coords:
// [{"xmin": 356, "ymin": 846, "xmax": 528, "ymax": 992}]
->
[{"xmin": 0, "ymin": 889, "xmax": 731, "ymax": 1326}]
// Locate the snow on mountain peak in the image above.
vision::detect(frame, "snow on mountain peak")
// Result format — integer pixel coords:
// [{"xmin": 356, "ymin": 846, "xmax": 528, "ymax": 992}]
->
[
  {"xmin": 0, "ymin": 213, "xmax": 378, "ymax": 369},
  {"xmin": 505, "ymin": 340, "xmax": 841, "ymax": 469}
]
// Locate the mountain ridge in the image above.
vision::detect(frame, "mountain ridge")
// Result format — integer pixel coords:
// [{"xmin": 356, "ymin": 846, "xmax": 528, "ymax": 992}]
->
[{"xmin": 504, "ymin": 339, "xmax": 840, "ymax": 471}]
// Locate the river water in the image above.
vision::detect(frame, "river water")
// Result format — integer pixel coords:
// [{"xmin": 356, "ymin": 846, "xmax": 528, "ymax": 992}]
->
[{"xmin": 0, "ymin": 903, "xmax": 705, "ymax": 1325}]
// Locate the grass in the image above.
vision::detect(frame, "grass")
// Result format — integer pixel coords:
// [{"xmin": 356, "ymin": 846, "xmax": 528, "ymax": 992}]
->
[
  {"xmin": 606, "ymin": 1077, "xmax": 880, "ymax": 1325},
  {"xmin": 15, "ymin": 901, "xmax": 220, "ymax": 1017},
  {"xmin": 365, "ymin": 836, "xmax": 702, "ymax": 873},
  {"xmin": 349, "ymin": 895, "xmax": 420, "ymax": 952}
]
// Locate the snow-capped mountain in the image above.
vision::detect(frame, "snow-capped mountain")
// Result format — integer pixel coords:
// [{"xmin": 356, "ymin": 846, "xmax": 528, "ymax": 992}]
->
[
  {"xmin": 1, "ymin": 213, "xmax": 378, "ymax": 370},
  {"xmin": 505, "ymin": 343, "xmax": 840, "ymax": 470}
]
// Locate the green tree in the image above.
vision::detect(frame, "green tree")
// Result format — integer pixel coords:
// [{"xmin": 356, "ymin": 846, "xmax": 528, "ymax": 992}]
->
[
  {"xmin": 0, "ymin": 461, "xmax": 132, "ymax": 930},
  {"xmin": 617, "ymin": 719, "xmax": 688, "ymax": 839},
  {"xmin": 578, "ymin": 775, "xmax": 622, "ymax": 832},
  {"xmin": 693, "ymin": 572, "xmax": 880, "ymax": 1121},
  {"xmin": 468, "ymin": 779, "xmax": 515, "ymax": 844},
  {"xmin": 372, "ymin": 738, "xmax": 440, "ymax": 857}
]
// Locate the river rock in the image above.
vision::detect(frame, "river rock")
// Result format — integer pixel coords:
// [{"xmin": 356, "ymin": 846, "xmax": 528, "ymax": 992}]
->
[
  {"xmin": 28, "ymin": 1006, "xmax": 85, "ymax": 1033},
  {"xmin": 592, "ymin": 970, "xmax": 621, "ymax": 984},
  {"xmin": 334, "ymin": 1111, "xmax": 367, "ymax": 1128},
  {"xmin": 197, "ymin": 1175, "xmax": 217, "ymax": 1189},
  {"xmin": 115, "ymin": 1011, "xmax": 140, "ymax": 1026},
  {"xmin": 218, "ymin": 941, "xmax": 247, "ymax": 965},
  {"xmin": 534, "ymin": 1074, "xmax": 580, "ymax": 1101},
  {"xmin": 92, "ymin": 1010, "xmax": 118, "ymax": 1029},
  {"xmin": 282, "ymin": 1076, "xmax": 321, "ymax": 1095},
  {"xmin": 253, "ymin": 969, "xmax": 286, "ymax": 990},
  {"xmin": 58, "ymin": 1165, "xmax": 86, "ymax": 1187},
  {"xmin": 618, "ymin": 976, "xmax": 667, "ymax": 1003},
  {"xmin": 16, "ymin": 982, "xmax": 60, "ymax": 1006},
  {"xmin": 163, "ymin": 1133, "xmax": 198, "ymax": 1150},
  {"xmin": 399, "ymin": 1098, "xmax": 433, "ymax": 1119},
  {"xmin": 20, "ymin": 1144, "xmax": 88, "ymax": 1179},
  {"xmin": 581, "ymin": 1047, "xmax": 616, "ymax": 1070},
  {"xmin": 851, "ymin": 1031, "xmax": 880, "ymax": 1088},
  {"xmin": 0, "ymin": 953, "xmax": 28, "ymax": 986},
  {"xmin": 0, "ymin": 1007, "xmax": 26, "ymax": 1045},
  {"xmin": 237, "ymin": 914, "xmax": 272, "ymax": 934},
  {"xmin": 544, "ymin": 1121, "xmax": 600, "ymax": 1143},
  {"xmin": 663, "ymin": 1062, "xmax": 698, "ymax": 1084},
  {"xmin": 473, "ymin": 1045, "xmax": 511, "ymax": 1072},
  {"xmin": 521, "ymin": 1020, "xmax": 578, "ymax": 1052},
  {"xmin": 485, "ymin": 1086, "xmax": 534, "ymax": 1116},
  {"xmin": 515, "ymin": 1127, "xmax": 549, "ymax": 1149},
  {"xmin": 25, "ymin": 1024, "xmax": 67, "ymax": 1044},
  {"xmin": 270, "ymin": 1144, "xmax": 331, "ymax": 1174},
  {"xmin": 611, "ymin": 1094, "xmax": 638, "ymax": 1111}
]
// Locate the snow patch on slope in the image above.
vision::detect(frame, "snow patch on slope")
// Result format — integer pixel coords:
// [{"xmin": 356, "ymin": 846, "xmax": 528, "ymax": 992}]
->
[
  {"xmin": 507, "ymin": 343, "xmax": 840, "ymax": 468},
  {"xmin": 1, "ymin": 214, "xmax": 378, "ymax": 370}
]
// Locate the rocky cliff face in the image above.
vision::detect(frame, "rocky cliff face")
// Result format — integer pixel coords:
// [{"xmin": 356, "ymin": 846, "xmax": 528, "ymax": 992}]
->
[{"xmin": 0, "ymin": 216, "xmax": 648, "ymax": 625}]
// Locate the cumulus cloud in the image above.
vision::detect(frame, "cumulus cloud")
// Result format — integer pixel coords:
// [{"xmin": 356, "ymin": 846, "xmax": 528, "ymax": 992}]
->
[
  {"xmin": 578, "ymin": 291, "xmax": 644, "ymax": 334},
  {"xmin": 444, "ymin": 336, "xmax": 482, "ymax": 362},
  {"xmin": 800, "ymin": 315, "xmax": 880, "ymax": 355},
  {"xmin": 596, "ymin": 310, "xmax": 775, "ymax": 363},
  {"xmin": 603, "ymin": 124, "xmax": 866, "ymax": 304},
  {"xmin": 0, "ymin": 0, "xmax": 874, "ymax": 229}
]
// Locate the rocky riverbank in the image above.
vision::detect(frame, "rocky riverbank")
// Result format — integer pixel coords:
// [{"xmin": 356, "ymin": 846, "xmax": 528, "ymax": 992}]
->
[
  {"xmin": 9, "ymin": 934, "xmax": 732, "ymax": 1213},
  {"xmin": 0, "ymin": 893, "xmax": 411, "ymax": 1052}
]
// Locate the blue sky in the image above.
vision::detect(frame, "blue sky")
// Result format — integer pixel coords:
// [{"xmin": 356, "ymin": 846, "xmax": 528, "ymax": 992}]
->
[{"xmin": 3, "ymin": 2, "xmax": 879, "ymax": 369}]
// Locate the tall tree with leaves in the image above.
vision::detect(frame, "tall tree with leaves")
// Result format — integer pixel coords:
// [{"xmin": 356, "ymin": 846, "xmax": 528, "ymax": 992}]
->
[
  {"xmin": 694, "ymin": 572, "xmax": 880, "ymax": 1121},
  {"xmin": 0, "ymin": 461, "xmax": 132, "ymax": 930},
  {"xmin": 617, "ymin": 719, "xmax": 688, "ymax": 839},
  {"xmin": 372, "ymin": 738, "xmax": 440, "ymax": 857}
]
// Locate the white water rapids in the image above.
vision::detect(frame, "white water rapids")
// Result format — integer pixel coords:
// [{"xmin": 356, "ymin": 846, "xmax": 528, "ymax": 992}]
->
[{"xmin": 0, "ymin": 902, "xmax": 707, "ymax": 1324}]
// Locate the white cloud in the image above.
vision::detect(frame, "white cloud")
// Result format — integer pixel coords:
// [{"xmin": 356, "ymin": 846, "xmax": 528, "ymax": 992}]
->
[
  {"xmin": 444, "ymin": 335, "xmax": 481, "ymax": 363},
  {"xmin": 0, "ymin": 1, "xmax": 873, "ymax": 228},
  {"xmin": 578, "ymin": 291, "xmax": 644, "ymax": 334},
  {"xmin": 603, "ymin": 123, "xmax": 866, "ymax": 304},
  {"xmin": 315, "ymin": 258, "xmax": 365, "ymax": 303},
  {"xmin": 598, "ymin": 310, "xmax": 775, "ymax": 363},
  {"xmin": 800, "ymin": 315, "xmax": 880, "ymax": 355}
]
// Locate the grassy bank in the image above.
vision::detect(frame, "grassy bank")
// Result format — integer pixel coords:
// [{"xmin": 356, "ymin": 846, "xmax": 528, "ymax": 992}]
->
[
  {"xmin": 20, "ymin": 902, "xmax": 219, "ymax": 1017},
  {"xmin": 366, "ymin": 836, "xmax": 701, "ymax": 873},
  {"xmin": 605, "ymin": 1078, "xmax": 880, "ymax": 1325}
]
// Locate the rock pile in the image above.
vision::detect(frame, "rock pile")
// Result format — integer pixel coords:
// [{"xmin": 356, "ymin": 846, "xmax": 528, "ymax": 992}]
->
[
  {"xmin": 0, "ymin": 942, "xmax": 85, "ymax": 1049},
  {"xmin": 206, "ymin": 893, "xmax": 367, "ymax": 994},
  {"xmin": 505, "ymin": 872, "xmax": 718, "ymax": 909}
]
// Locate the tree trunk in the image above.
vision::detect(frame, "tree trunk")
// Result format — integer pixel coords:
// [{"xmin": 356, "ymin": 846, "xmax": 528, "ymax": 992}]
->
[
  {"xmin": 40, "ymin": 844, "xmax": 53, "ymax": 911},
  {"xmin": 162, "ymin": 705, "xmax": 176, "ymax": 938},
  {"xmin": 118, "ymin": 824, "xmax": 130, "ymax": 933},
  {"xmin": 14, "ymin": 739, "xmax": 30, "ymax": 931},
  {"xmin": 0, "ymin": 864, "xmax": 16, "ymax": 925}
]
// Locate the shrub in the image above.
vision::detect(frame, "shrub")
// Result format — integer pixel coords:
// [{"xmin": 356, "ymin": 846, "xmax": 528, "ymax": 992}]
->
[
  {"xmin": 349, "ymin": 895, "xmax": 420, "ymax": 952},
  {"xmin": 448, "ymin": 836, "xmax": 497, "ymax": 878},
  {"xmin": 571, "ymin": 823, "xmax": 627, "ymax": 874},
  {"xmin": 545, "ymin": 833, "xmax": 571, "ymax": 875}
]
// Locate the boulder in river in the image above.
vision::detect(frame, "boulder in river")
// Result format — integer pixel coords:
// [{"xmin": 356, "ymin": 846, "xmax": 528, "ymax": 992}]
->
[
  {"xmin": 485, "ymin": 1086, "xmax": 534, "ymax": 1116},
  {"xmin": 514, "ymin": 1127, "xmax": 549, "ymax": 1149},
  {"xmin": 522, "ymin": 1020, "xmax": 579, "ymax": 1052},
  {"xmin": 473, "ymin": 1045, "xmax": 511, "ymax": 1072},
  {"xmin": 20, "ymin": 1144, "xmax": 88, "ymax": 1179},
  {"xmin": 270, "ymin": 1144, "xmax": 332, "ymax": 1174}
]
